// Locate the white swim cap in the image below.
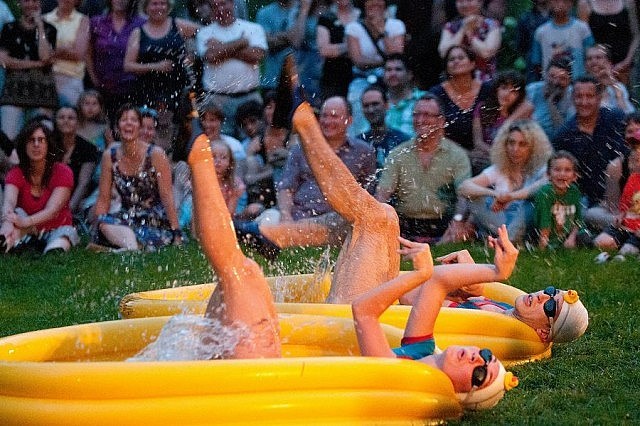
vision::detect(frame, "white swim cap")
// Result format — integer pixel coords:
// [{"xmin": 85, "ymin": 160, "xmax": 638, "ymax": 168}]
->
[
  {"xmin": 551, "ymin": 290, "xmax": 588, "ymax": 343},
  {"xmin": 456, "ymin": 361, "xmax": 519, "ymax": 411}
]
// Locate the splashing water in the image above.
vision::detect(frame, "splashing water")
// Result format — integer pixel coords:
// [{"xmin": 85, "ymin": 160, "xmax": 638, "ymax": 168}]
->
[
  {"xmin": 127, "ymin": 315, "xmax": 249, "ymax": 362},
  {"xmin": 311, "ymin": 245, "xmax": 333, "ymax": 297},
  {"xmin": 270, "ymin": 246, "xmax": 334, "ymax": 303}
]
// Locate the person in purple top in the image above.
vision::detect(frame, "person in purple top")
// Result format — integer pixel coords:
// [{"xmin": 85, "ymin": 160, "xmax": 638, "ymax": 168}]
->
[{"xmin": 87, "ymin": 0, "xmax": 145, "ymax": 123}]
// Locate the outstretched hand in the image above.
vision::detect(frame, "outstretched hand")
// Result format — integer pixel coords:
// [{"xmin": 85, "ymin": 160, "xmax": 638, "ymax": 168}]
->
[
  {"xmin": 488, "ymin": 224, "xmax": 519, "ymax": 281},
  {"xmin": 398, "ymin": 236, "xmax": 433, "ymax": 277}
]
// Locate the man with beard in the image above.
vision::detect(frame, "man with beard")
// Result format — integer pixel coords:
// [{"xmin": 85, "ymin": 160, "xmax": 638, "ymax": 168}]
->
[
  {"xmin": 525, "ymin": 57, "xmax": 575, "ymax": 139},
  {"xmin": 359, "ymin": 85, "xmax": 410, "ymax": 170}
]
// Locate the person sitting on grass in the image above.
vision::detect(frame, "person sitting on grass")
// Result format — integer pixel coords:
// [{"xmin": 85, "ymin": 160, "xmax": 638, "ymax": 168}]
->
[
  {"xmin": 400, "ymin": 247, "xmax": 589, "ymax": 344},
  {"xmin": 93, "ymin": 105, "xmax": 182, "ymax": 251},
  {"xmin": 1, "ymin": 121, "xmax": 80, "ymax": 254},
  {"xmin": 534, "ymin": 150, "xmax": 591, "ymax": 250},
  {"xmin": 353, "ymin": 225, "xmax": 518, "ymax": 410},
  {"xmin": 593, "ymin": 170, "xmax": 640, "ymax": 262},
  {"xmin": 187, "ymin": 119, "xmax": 280, "ymax": 359}
]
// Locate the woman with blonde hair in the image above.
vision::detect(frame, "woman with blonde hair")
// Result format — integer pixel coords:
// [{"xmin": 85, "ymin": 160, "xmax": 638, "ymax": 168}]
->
[{"xmin": 458, "ymin": 119, "xmax": 552, "ymax": 243}]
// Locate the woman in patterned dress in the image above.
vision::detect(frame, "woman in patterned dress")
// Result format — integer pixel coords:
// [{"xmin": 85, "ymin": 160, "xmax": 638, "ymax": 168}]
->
[{"xmin": 93, "ymin": 104, "xmax": 181, "ymax": 250}]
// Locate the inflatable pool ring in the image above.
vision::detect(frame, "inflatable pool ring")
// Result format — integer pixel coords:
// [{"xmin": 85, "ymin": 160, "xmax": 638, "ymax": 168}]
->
[
  {"xmin": 0, "ymin": 315, "xmax": 463, "ymax": 425},
  {"xmin": 119, "ymin": 275, "xmax": 550, "ymax": 366},
  {"xmin": 119, "ymin": 273, "xmax": 522, "ymax": 317}
]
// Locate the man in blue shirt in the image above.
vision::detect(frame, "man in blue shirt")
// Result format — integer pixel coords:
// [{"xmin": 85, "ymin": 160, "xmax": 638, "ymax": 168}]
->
[
  {"xmin": 359, "ymin": 85, "xmax": 410, "ymax": 170},
  {"xmin": 526, "ymin": 58, "xmax": 575, "ymax": 140},
  {"xmin": 553, "ymin": 75, "xmax": 627, "ymax": 229}
]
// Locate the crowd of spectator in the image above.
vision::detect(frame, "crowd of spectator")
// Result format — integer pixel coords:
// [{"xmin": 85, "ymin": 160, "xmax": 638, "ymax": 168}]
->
[{"xmin": 1, "ymin": 0, "xmax": 640, "ymax": 261}]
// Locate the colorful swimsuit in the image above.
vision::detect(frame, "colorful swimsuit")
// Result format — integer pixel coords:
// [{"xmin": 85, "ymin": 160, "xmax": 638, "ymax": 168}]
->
[
  {"xmin": 392, "ymin": 334, "xmax": 436, "ymax": 360},
  {"xmin": 444, "ymin": 297, "xmax": 513, "ymax": 313}
]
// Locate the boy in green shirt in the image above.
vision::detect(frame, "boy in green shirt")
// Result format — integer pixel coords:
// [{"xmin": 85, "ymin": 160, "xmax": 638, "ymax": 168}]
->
[{"xmin": 535, "ymin": 150, "xmax": 589, "ymax": 249}]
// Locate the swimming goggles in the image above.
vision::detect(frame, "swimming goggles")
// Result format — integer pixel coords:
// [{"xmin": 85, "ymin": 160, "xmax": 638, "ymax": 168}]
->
[
  {"xmin": 543, "ymin": 286, "xmax": 559, "ymax": 319},
  {"xmin": 471, "ymin": 348, "xmax": 494, "ymax": 388}
]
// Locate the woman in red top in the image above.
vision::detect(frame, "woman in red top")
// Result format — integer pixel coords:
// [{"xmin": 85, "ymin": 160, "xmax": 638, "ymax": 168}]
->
[{"xmin": 0, "ymin": 121, "xmax": 78, "ymax": 253}]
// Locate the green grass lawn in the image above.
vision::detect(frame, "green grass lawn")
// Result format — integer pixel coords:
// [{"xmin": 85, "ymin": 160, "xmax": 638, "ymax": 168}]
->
[{"xmin": 1, "ymin": 242, "xmax": 639, "ymax": 424}]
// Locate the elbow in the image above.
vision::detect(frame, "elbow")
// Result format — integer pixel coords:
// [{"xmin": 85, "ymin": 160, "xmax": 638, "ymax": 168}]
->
[
  {"xmin": 318, "ymin": 46, "xmax": 334, "ymax": 58},
  {"xmin": 351, "ymin": 299, "xmax": 367, "ymax": 323}
]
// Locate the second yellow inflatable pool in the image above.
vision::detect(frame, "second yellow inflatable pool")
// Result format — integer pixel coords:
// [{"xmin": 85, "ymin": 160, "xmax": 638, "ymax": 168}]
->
[{"xmin": 119, "ymin": 275, "xmax": 551, "ymax": 365}]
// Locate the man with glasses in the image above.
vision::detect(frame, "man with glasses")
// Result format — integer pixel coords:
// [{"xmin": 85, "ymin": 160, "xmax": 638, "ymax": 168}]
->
[
  {"xmin": 234, "ymin": 96, "xmax": 377, "ymax": 269},
  {"xmin": 375, "ymin": 94, "xmax": 471, "ymax": 243}
]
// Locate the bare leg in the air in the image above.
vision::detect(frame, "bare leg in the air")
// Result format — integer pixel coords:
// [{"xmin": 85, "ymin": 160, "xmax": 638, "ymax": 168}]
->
[
  {"xmin": 188, "ymin": 134, "xmax": 280, "ymax": 359},
  {"xmin": 256, "ymin": 56, "xmax": 401, "ymax": 303}
]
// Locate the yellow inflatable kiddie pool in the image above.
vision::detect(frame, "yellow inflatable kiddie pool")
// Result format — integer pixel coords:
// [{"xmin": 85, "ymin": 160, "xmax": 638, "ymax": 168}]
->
[
  {"xmin": 119, "ymin": 274, "xmax": 551, "ymax": 366},
  {"xmin": 0, "ymin": 314, "xmax": 463, "ymax": 425}
]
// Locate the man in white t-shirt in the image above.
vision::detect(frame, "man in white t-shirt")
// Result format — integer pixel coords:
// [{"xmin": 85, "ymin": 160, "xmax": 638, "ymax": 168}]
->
[{"xmin": 196, "ymin": 0, "xmax": 267, "ymax": 136}]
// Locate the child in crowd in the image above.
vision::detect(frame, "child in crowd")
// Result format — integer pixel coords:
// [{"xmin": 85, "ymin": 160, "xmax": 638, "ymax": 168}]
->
[
  {"xmin": 534, "ymin": 150, "xmax": 589, "ymax": 250},
  {"xmin": 210, "ymin": 140, "xmax": 246, "ymax": 216},
  {"xmin": 75, "ymin": 92, "xmax": 111, "ymax": 220},
  {"xmin": 594, "ymin": 166, "xmax": 640, "ymax": 261},
  {"xmin": 198, "ymin": 102, "xmax": 246, "ymax": 174},
  {"xmin": 76, "ymin": 90, "xmax": 110, "ymax": 150},
  {"xmin": 531, "ymin": 0, "xmax": 594, "ymax": 80},
  {"xmin": 235, "ymin": 99, "xmax": 277, "ymax": 212}
]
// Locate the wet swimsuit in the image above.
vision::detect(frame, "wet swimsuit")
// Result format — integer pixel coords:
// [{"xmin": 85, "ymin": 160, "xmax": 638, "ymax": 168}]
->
[{"xmin": 392, "ymin": 334, "xmax": 435, "ymax": 360}]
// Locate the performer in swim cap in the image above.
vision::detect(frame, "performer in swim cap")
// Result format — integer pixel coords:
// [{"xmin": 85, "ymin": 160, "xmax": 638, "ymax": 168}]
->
[
  {"xmin": 401, "ymin": 249, "xmax": 589, "ymax": 343},
  {"xmin": 353, "ymin": 225, "xmax": 519, "ymax": 410}
]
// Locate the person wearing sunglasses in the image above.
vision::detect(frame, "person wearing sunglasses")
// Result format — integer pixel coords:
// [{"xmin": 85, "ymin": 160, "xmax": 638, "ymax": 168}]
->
[
  {"xmin": 507, "ymin": 284, "xmax": 588, "ymax": 343},
  {"xmin": 352, "ymin": 224, "xmax": 519, "ymax": 410},
  {"xmin": 400, "ymin": 250, "xmax": 589, "ymax": 344}
]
